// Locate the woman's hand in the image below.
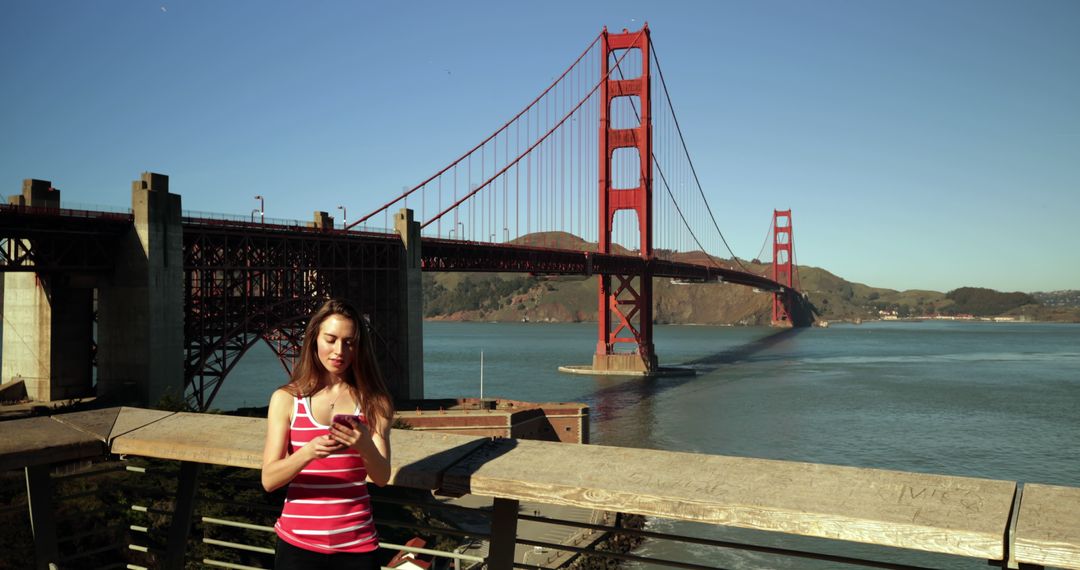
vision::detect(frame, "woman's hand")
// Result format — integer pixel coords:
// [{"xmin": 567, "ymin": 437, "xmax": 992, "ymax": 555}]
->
[
  {"xmin": 328, "ymin": 417, "xmax": 370, "ymax": 450},
  {"xmin": 303, "ymin": 434, "xmax": 346, "ymax": 460},
  {"xmin": 328, "ymin": 415, "xmax": 391, "ymax": 487}
]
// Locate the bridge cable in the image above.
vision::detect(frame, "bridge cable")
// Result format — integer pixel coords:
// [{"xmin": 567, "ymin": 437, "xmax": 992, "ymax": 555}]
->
[
  {"xmin": 351, "ymin": 32, "xmax": 603, "ymax": 229},
  {"xmin": 792, "ymin": 232, "xmax": 802, "ymax": 291},
  {"xmin": 611, "ymin": 54, "xmax": 721, "ymax": 271},
  {"xmin": 649, "ymin": 37, "xmax": 751, "ymax": 273},
  {"xmin": 755, "ymin": 217, "xmax": 774, "ymax": 268},
  {"xmin": 418, "ymin": 30, "xmax": 647, "ymax": 230}
]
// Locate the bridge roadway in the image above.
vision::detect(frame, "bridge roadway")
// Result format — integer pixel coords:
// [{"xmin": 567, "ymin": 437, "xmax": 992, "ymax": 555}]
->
[
  {"xmin": 1, "ymin": 204, "xmax": 784, "ymax": 292},
  {"xmin": 421, "ymin": 237, "xmax": 784, "ymax": 291},
  {"xmin": 3, "ymin": 407, "xmax": 1079, "ymax": 569}
]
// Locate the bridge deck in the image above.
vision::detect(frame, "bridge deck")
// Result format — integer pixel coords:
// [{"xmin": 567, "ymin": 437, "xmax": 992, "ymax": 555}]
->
[
  {"xmin": 421, "ymin": 238, "xmax": 784, "ymax": 290},
  {"xmin": 4, "ymin": 407, "xmax": 1067, "ymax": 565}
]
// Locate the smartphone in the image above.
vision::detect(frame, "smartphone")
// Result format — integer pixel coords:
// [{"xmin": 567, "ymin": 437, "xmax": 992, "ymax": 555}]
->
[{"xmin": 332, "ymin": 413, "xmax": 362, "ymax": 427}]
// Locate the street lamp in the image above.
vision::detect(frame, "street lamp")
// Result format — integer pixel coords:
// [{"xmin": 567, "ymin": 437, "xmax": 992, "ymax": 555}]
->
[
  {"xmin": 337, "ymin": 205, "xmax": 346, "ymax": 229},
  {"xmin": 253, "ymin": 195, "xmax": 264, "ymax": 223}
]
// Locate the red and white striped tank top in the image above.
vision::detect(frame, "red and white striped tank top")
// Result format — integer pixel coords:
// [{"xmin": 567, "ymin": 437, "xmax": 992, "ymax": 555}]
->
[{"xmin": 274, "ymin": 395, "xmax": 379, "ymax": 554}]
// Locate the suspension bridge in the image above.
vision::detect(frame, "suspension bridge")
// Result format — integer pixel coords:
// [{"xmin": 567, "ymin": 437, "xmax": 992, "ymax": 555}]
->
[
  {"xmin": 350, "ymin": 25, "xmax": 809, "ymax": 373},
  {"xmin": 1, "ymin": 25, "xmax": 809, "ymax": 410}
]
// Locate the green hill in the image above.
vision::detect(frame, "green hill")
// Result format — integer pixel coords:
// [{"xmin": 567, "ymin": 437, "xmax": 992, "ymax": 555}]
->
[{"xmin": 420, "ymin": 234, "xmax": 1080, "ymax": 324}]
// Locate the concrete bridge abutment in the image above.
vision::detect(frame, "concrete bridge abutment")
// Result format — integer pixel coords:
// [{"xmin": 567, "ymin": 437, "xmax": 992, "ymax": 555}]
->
[
  {"xmin": 2, "ymin": 173, "xmax": 185, "ymax": 406},
  {"xmin": 394, "ymin": 208, "xmax": 424, "ymax": 402},
  {"xmin": 97, "ymin": 172, "xmax": 185, "ymax": 406},
  {"xmin": 2, "ymin": 180, "xmax": 94, "ymax": 401}
]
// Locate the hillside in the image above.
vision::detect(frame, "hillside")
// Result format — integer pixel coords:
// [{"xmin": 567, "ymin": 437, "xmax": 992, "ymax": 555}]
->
[{"xmin": 421, "ymin": 233, "xmax": 1080, "ymax": 325}]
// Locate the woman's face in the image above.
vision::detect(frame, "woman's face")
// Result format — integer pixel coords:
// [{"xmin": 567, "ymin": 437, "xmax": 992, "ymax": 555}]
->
[{"xmin": 316, "ymin": 314, "xmax": 356, "ymax": 378}]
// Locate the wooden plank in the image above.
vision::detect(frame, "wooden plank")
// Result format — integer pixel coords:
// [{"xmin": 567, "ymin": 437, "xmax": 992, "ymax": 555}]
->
[
  {"xmin": 109, "ymin": 411, "xmax": 487, "ymax": 491},
  {"xmin": 109, "ymin": 407, "xmax": 175, "ymax": 442},
  {"xmin": 51, "ymin": 407, "xmax": 122, "ymax": 442},
  {"xmin": 0, "ymin": 416, "xmax": 105, "ymax": 471},
  {"xmin": 387, "ymin": 431, "xmax": 488, "ymax": 490},
  {"xmin": 111, "ymin": 412, "xmax": 265, "ymax": 468},
  {"xmin": 450, "ymin": 439, "xmax": 1017, "ymax": 560},
  {"xmin": 1014, "ymin": 483, "xmax": 1080, "ymax": 570}
]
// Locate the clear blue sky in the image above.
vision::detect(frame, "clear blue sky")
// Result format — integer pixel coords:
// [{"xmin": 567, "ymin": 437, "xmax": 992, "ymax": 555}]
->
[{"xmin": 3, "ymin": 1, "xmax": 1078, "ymax": 293}]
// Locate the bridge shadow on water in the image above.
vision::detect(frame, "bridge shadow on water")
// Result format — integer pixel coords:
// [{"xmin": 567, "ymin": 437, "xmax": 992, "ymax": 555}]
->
[
  {"xmin": 684, "ymin": 327, "xmax": 807, "ymax": 372},
  {"xmin": 586, "ymin": 328, "xmax": 807, "ymax": 428}
]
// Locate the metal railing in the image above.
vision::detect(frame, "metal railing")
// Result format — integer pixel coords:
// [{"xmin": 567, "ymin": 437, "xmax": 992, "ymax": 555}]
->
[
  {"xmin": 1, "ymin": 457, "xmax": 1022, "ymax": 570},
  {"xmin": 0, "ymin": 202, "xmax": 133, "ymax": 221},
  {"xmin": 181, "ymin": 208, "xmax": 395, "ymax": 235},
  {"xmin": 3, "ymin": 408, "xmax": 1076, "ymax": 569}
]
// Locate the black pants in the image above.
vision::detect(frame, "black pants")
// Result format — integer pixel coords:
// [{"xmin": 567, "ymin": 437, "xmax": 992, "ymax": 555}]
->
[{"xmin": 274, "ymin": 536, "xmax": 376, "ymax": 570}]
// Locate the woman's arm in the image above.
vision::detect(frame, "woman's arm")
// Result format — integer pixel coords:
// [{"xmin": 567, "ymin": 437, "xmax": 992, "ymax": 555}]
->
[
  {"xmin": 261, "ymin": 389, "xmax": 344, "ymax": 492},
  {"xmin": 329, "ymin": 412, "xmax": 392, "ymax": 487}
]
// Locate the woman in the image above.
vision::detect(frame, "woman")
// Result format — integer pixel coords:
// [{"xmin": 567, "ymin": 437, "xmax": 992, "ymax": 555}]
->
[{"xmin": 262, "ymin": 299, "xmax": 394, "ymax": 569}]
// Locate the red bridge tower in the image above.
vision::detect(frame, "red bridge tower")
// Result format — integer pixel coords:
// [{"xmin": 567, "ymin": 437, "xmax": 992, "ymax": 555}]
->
[
  {"xmin": 594, "ymin": 26, "xmax": 657, "ymax": 374},
  {"xmin": 771, "ymin": 209, "xmax": 794, "ymax": 327}
]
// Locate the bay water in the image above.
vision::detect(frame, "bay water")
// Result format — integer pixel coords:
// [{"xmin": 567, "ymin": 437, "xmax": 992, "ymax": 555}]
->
[{"xmin": 215, "ymin": 320, "xmax": 1080, "ymax": 568}]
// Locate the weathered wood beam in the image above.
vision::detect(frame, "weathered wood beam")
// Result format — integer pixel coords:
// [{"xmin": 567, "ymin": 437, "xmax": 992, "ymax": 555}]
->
[
  {"xmin": 448, "ymin": 438, "xmax": 1018, "ymax": 560},
  {"xmin": 1014, "ymin": 483, "xmax": 1080, "ymax": 570},
  {"xmin": 6, "ymin": 408, "xmax": 1076, "ymax": 568},
  {"xmin": 0, "ymin": 417, "xmax": 105, "ymax": 471}
]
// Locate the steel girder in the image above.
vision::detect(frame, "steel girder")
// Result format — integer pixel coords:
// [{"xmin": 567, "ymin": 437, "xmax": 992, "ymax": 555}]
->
[
  {"xmin": 182, "ymin": 223, "xmax": 405, "ymax": 411},
  {"xmin": 0, "ymin": 206, "xmax": 130, "ymax": 273}
]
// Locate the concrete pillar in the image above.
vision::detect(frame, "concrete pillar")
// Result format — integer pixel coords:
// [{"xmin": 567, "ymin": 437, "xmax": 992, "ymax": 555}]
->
[
  {"xmin": 2, "ymin": 179, "xmax": 94, "ymax": 401},
  {"xmin": 1, "ymin": 275, "xmax": 93, "ymax": 401},
  {"xmin": 97, "ymin": 172, "xmax": 184, "ymax": 406},
  {"xmin": 310, "ymin": 211, "xmax": 333, "ymax": 230},
  {"xmin": 7, "ymin": 178, "xmax": 60, "ymax": 207},
  {"xmin": 394, "ymin": 208, "xmax": 424, "ymax": 401}
]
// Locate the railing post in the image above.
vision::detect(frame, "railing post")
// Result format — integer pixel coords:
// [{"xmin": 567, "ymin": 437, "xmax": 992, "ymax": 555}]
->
[
  {"xmin": 163, "ymin": 461, "xmax": 202, "ymax": 570},
  {"xmin": 25, "ymin": 465, "xmax": 59, "ymax": 570},
  {"xmin": 489, "ymin": 497, "xmax": 519, "ymax": 569}
]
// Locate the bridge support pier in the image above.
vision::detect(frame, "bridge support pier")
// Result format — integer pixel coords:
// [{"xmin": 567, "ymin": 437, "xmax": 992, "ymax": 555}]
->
[
  {"xmin": 2, "ymin": 180, "xmax": 94, "ymax": 401},
  {"xmin": 97, "ymin": 172, "xmax": 184, "ymax": 406},
  {"xmin": 394, "ymin": 208, "xmax": 424, "ymax": 401}
]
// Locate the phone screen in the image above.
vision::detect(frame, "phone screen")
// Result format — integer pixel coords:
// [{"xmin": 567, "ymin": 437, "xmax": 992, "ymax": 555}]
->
[{"xmin": 332, "ymin": 413, "xmax": 360, "ymax": 426}]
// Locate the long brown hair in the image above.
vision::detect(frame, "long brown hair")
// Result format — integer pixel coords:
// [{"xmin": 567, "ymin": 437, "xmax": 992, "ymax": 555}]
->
[{"xmin": 282, "ymin": 299, "xmax": 394, "ymax": 424}]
